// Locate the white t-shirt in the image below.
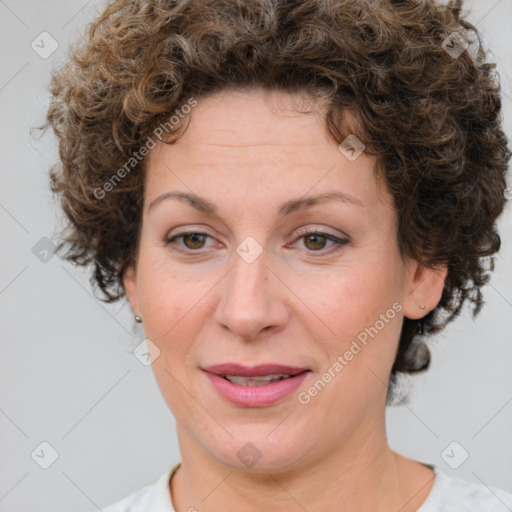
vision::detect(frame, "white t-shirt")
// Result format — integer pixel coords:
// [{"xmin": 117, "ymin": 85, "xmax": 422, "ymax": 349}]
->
[{"xmin": 101, "ymin": 462, "xmax": 512, "ymax": 511}]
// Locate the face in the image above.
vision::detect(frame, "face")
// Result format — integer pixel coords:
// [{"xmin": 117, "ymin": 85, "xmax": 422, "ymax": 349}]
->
[{"xmin": 124, "ymin": 88, "xmax": 446, "ymax": 473}]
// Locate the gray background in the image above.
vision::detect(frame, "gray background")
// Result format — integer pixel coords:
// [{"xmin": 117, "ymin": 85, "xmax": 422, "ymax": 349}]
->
[{"xmin": 0, "ymin": 0, "xmax": 511, "ymax": 510}]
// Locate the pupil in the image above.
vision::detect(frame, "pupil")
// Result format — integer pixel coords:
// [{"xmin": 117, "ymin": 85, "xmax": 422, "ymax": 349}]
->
[
  {"xmin": 185, "ymin": 233, "xmax": 205, "ymax": 249},
  {"xmin": 306, "ymin": 234, "xmax": 325, "ymax": 250}
]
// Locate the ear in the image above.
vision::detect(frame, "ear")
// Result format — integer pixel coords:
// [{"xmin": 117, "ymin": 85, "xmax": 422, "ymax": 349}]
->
[
  {"xmin": 122, "ymin": 264, "xmax": 140, "ymax": 317},
  {"xmin": 402, "ymin": 259, "xmax": 447, "ymax": 320}
]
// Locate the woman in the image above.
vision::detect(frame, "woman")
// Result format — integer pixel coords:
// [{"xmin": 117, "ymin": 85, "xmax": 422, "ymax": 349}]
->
[{"xmin": 43, "ymin": 0, "xmax": 512, "ymax": 510}]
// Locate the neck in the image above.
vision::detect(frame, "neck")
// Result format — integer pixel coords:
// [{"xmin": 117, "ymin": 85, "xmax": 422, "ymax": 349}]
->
[{"xmin": 170, "ymin": 413, "xmax": 433, "ymax": 512}]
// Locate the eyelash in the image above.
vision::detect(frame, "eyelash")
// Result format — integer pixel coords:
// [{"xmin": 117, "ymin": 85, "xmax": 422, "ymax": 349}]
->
[{"xmin": 165, "ymin": 230, "xmax": 349, "ymax": 256}]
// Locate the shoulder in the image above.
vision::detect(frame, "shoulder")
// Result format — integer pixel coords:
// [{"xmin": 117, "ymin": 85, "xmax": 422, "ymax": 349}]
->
[
  {"xmin": 101, "ymin": 483, "xmax": 153, "ymax": 512},
  {"xmin": 419, "ymin": 467, "xmax": 512, "ymax": 512},
  {"xmin": 99, "ymin": 464, "xmax": 179, "ymax": 512}
]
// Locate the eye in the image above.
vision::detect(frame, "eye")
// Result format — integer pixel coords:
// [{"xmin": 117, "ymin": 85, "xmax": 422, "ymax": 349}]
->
[
  {"xmin": 291, "ymin": 230, "xmax": 349, "ymax": 255},
  {"xmin": 165, "ymin": 229, "xmax": 349, "ymax": 256},
  {"xmin": 165, "ymin": 232, "xmax": 213, "ymax": 252}
]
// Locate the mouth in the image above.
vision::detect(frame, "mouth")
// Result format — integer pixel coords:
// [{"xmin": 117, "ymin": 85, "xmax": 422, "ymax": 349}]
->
[
  {"xmin": 220, "ymin": 373, "xmax": 298, "ymax": 386},
  {"xmin": 202, "ymin": 363, "xmax": 311, "ymax": 406}
]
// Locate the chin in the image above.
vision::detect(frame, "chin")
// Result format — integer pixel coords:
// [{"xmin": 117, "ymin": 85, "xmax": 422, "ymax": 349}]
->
[{"xmin": 200, "ymin": 422, "xmax": 316, "ymax": 474}]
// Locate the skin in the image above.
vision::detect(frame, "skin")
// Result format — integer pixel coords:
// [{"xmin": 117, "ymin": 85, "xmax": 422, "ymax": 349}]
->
[{"xmin": 123, "ymin": 87, "xmax": 447, "ymax": 512}]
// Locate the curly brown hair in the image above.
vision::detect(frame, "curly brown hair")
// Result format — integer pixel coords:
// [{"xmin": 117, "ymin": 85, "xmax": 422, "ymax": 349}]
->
[{"xmin": 41, "ymin": 0, "xmax": 510, "ymax": 381}]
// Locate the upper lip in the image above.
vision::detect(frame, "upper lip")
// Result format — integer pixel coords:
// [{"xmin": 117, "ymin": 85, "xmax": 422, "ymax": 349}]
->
[{"xmin": 203, "ymin": 363, "xmax": 310, "ymax": 377}]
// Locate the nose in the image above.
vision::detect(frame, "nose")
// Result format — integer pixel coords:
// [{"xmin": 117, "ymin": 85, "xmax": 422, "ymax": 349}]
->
[{"xmin": 214, "ymin": 247, "xmax": 290, "ymax": 340}]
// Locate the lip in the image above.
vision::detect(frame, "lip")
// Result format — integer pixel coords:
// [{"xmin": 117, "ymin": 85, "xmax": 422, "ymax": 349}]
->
[
  {"xmin": 202, "ymin": 363, "xmax": 311, "ymax": 407},
  {"xmin": 203, "ymin": 363, "xmax": 309, "ymax": 377}
]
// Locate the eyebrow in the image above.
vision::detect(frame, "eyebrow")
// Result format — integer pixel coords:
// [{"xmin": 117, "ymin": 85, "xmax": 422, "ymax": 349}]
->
[{"xmin": 147, "ymin": 190, "xmax": 365, "ymax": 216}]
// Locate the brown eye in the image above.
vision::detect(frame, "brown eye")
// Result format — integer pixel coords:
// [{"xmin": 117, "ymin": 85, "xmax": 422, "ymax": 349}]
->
[
  {"xmin": 181, "ymin": 233, "xmax": 207, "ymax": 249},
  {"xmin": 303, "ymin": 233, "xmax": 328, "ymax": 251},
  {"xmin": 292, "ymin": 231, "xmax": 349, "ymax": 256},
  {"xmin": 166, "ymin": 232, "xmax": 211, "ymax": 252}
]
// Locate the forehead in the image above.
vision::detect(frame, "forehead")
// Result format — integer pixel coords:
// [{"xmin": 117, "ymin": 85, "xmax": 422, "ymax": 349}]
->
[
  {"xmin": 144, "ymin": 88, "xmax": 391, "ymax": 215},
  {"xmin": 177, "ymin": 88, "xmax": 328, "ymax": 146}
]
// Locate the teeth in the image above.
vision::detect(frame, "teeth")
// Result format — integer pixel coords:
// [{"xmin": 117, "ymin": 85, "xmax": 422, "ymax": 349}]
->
[{"xmin": 223, "ymin": 374, "xmax": 292, "ymax": 386}]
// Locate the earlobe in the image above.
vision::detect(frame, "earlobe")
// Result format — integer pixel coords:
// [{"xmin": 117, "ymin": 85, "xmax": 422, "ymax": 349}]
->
[
  {"xmin": 122, "ymin": 265, "xmax": 140, "ymax": 317},
  {"xmin": 402, "ymin": 260, "xmax": 447, "ymax": 320}
]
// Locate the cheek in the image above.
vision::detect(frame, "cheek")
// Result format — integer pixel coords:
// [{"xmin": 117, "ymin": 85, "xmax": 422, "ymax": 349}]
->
[
  {"xmin": 299, "ymin": 253, "xmax": 405, "ymax": 397},
  {"xmin": 137, "ymin": 247, "xmax": 191, "ymax": 311},
  {"xmin": 136, "ymin": 254, "xmax": 190, "ymax": 346},
  {"xmin": 301, "ymin": 259, "xmax": 403, "ymax": 338},
  {"xmin": 136, "ymin": 255, "xmax": 206, "ymax": 413}
]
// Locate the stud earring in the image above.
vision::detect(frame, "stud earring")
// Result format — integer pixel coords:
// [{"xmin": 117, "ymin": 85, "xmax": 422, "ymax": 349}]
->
[
  {"xmin": 135, "ymin": 315, "xmax": 143, "ymax": 323},
  {"xmin": 419, "ymin": 305, "xmax": 426, "ymax": 309}
]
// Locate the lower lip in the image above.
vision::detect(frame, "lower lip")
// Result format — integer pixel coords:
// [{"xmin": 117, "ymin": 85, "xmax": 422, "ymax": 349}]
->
[{"xmin": 205, "ymin": 371, "xmax": 310, "ymax": 407}]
